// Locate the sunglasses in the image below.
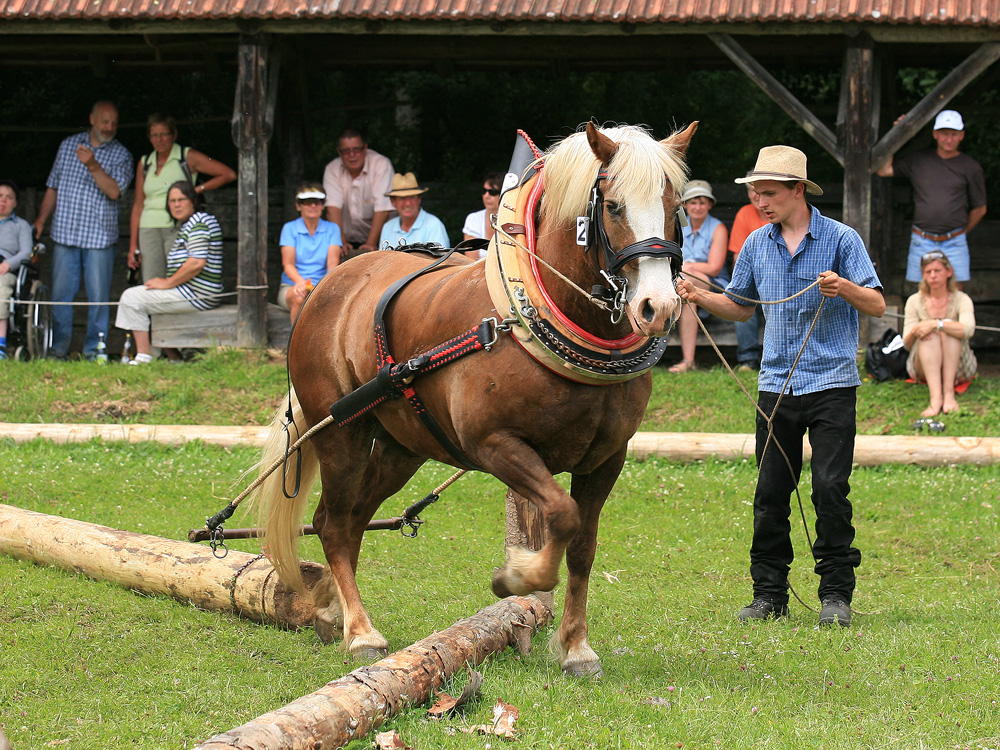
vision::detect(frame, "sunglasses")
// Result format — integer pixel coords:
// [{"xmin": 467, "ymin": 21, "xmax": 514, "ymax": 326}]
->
[
  {"xmin": 482, "ymin": 188, "xmax": 500, "ymax": 196},
  {"xmin": 338, "ymin": 146, "xmax": 365, "ymax": 156},
  {"xmin": 920, "ymin": 250, "xmax": 951, "ymax": 266}
]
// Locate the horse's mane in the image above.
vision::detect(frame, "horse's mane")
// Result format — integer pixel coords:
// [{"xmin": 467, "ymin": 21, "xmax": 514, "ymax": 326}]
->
[{"xmin": 539, "ymin": 124, "xmax": 690, "ymax": 229}]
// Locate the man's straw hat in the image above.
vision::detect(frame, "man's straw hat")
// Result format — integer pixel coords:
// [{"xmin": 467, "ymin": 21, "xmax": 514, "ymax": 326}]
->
[
  {"xmin": 385, "ymin": 172, "xmax": 428, "ymax": 198},
  {"xmin": 734, "ymin": 145, "xmax": 823, "ymax": 196}
]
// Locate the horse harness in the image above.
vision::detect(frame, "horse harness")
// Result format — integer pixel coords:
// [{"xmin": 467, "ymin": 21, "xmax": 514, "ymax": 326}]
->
[{"xmin": 327, "ymin": 146, "xmax": 686, "ymax": 467}]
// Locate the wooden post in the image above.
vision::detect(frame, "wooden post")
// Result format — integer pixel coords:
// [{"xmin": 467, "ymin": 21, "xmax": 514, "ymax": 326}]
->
[
  {"xmin": 233, "ymin": 34, "xmax": 270, "ymax": 348},
  {"xmin": 0, "ymin": 504, "xmax": 323, "ymax": 629},
  {"xmin": 196, "ymin": 595, "xmax": 552, "ymax": 750},
  {"xmin": 840, "ymin": 32, "xmax": 875, "ymax": 250},
  {"xmin": 504, "ymin": 488, "xmax": 555, "ymax": 610}
]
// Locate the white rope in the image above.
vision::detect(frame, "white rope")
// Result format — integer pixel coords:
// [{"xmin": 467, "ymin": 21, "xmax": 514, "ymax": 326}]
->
[{"xmin": 8, "ymin": 290, "xmax": 239, "ymax": 307}]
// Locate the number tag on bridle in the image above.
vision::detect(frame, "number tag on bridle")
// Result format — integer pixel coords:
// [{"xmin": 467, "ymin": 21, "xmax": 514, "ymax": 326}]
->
[{"xmin": 576, "ymin": 216, "xmax": 590, "ymax": 247}]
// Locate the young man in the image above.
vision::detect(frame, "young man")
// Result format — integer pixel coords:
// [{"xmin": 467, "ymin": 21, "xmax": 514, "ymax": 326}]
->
[
  {"xmin": 678, "ymin": 145, "xmax": 885, "ymax": 627},
  {"xmin": 876, "ymin": 110, "xmax": 987, "ymax": 289},
  {"xmin": 33, "ymin": 101, "xmax": 134, "ymax": 360}
]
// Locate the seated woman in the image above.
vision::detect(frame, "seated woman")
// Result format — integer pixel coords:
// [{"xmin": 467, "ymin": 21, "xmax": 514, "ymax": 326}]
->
[
  {"xmin": 902, "ymin": 250, "xmax": 977, "ymax": 417},
  {"xmin": 115, "ymin": 181, "xmax": 223, "ymax": 364},
  {"xmin": 277, "ymin": 183, "xmax": 342, "ymax": 323},
  {"xmin": 668, "ymin": 180, "xmax": 730, "ymax": 374},
  {"xmin": 461, "ymin": 171, "xmax": 503, "ymax": 259}
]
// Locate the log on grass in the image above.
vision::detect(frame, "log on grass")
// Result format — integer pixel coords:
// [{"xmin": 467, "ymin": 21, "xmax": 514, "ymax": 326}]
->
[
  {"xmin": 195, "ymin": 595, "xmax": 553, "ymax": 750},
  {"xmin": 0, "ymin": 504, "xmax": 322, "ymax": 629}
]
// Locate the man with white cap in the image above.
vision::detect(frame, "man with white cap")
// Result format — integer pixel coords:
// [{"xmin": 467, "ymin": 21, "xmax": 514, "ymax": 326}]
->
[
  {"xmin": 378, "ymin": 172, "xmax": 449, "ymax": 248},
  {"xmin": 678, "ymin": 145, "xmax": 885, "ymax": 628},
  {"xmin": 876, "ymin": 110, "xmax": 986, "ymax": 288}
]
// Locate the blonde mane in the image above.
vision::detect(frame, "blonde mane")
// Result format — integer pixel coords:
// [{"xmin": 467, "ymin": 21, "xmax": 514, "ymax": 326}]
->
[{"xmin": 539, "ymin": 124, "xmax": 690, "ymax": 229}]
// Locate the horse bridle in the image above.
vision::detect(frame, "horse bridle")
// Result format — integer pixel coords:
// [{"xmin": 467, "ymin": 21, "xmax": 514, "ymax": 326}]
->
[{"xmin": 585, "ymin": 171, "xmax": 685, "ymax": 319}]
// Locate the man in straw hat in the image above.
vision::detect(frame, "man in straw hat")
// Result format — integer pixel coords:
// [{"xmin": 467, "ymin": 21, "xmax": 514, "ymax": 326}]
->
[
  {"xmin": 378, "ymin": 172, "xmax": 450, "ymax": 249},
  {"xmin": 678, "ymin": 145, "xmax": 886, "ymax": 628},
  {"xmin": 875, "ymin": 109, "xmax": 986, "ymax": 290}
]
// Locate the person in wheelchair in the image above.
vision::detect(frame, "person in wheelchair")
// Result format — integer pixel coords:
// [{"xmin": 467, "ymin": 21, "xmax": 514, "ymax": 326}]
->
[{"xmin": 0, "ymin": 179, "xmax": 35, "ymax": 359}]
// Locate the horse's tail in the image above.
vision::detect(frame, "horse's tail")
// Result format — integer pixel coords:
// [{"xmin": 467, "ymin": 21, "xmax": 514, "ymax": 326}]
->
[{"xmin": 244, "ymin": 387, "xmax": 320, "ymax": 594}]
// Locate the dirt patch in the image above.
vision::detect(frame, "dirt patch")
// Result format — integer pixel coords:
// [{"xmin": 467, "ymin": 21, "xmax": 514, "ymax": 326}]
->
[{"xmin": 51, "ymin": 399, "xmax": 152, "ymax": 421}]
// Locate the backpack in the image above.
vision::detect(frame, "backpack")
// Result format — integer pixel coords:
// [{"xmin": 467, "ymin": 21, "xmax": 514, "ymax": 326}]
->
[
  {"xmin": 865, "ymin": 328, "xmax": 908, "ymax": 382},
  {"xmin": 143, "ymin": 146, "xmax": 194, "ymax": 185}
]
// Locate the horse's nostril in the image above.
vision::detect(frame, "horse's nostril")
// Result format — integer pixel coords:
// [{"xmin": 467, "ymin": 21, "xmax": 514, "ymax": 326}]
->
[{"xmin": 642, "ymin": 299, "xmax": 656, "ymax": 322}]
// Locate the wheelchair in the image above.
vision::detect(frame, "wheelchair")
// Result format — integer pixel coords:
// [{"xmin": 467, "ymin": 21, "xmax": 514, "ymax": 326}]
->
[{"xmin": 5, "ymin": 242, "xmax": 52, "ymax": 360}]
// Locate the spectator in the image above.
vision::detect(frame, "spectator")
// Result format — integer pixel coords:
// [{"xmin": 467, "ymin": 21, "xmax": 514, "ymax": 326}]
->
[
  {"xmin": 462, "ymin": 171, "xmax": 503, "ymax": 259},
  {"xmin": 378, "ymin": 173, "xmax": 450, "ymax": 248},
  {"xmin": 729, "ymin": 183, "xmax": 768, "ymax": 371},
  {"xmin": 33, "ymin": 101, "xmax": 133, "ymax": 360},
  {"xmin": 667, "ymin": 180, "xmax": 730, "ymax": 374},
  {"xmin": 129, "ymin": 113, "xmax": 236, "ymax": 284},
  {"xmin": 323, "ymin": 128, "xmax": 394, "ymax": 257},
  {"xmin": 902, "ymin": 250, "xmax": 976, "ymax": 417},
  {"xmin": 875, "ymin": 110, "xmax": 987, "ymax": 289},
  {"xmin": 0, "ymin": 179, "xmax": 34, "ymax": 360},
  {"xmin": 114, "ymin": 181, "xmax": 223, "ymax": 364},
  {"xmin": 277, "ymin": 183, "xmax": 343, "ymax": 323},
  {"xmin": 678, "ymin": 145, "xmax": 885, "ymax": 628}
]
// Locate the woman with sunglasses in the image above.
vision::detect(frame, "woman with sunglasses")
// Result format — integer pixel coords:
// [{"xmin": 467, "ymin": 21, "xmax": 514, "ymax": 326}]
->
[
  {"xmin": 902, "ymin": 250, "xmax": 977, "ymax": 416},
  {"xmin": 277, "ymin": 183, "xmax": 343, "ymax": 323},
  {"xmin": 462, "ymin": 171, "xmax": 503, "ymax": 259}
]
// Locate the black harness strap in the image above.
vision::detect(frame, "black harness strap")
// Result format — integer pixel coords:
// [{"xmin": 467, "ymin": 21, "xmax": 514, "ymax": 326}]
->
[{"xmin": 329, "ymin": 249, "xmax": 488, "ymax": 471}]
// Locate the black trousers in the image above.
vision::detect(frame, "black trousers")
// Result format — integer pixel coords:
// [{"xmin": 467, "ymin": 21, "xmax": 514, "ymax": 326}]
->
[{"xmin": 750, "ymin": 387, "xmax": 862, "ymax": 604}]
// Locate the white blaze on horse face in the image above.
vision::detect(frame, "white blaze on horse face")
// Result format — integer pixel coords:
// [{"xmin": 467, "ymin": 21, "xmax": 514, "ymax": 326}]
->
[{"xmin": 620, "ymin": 198, "xmax": 682, "ymax": 338}]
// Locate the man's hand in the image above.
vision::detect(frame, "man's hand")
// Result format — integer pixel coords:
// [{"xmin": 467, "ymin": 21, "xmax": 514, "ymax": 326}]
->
[
  {"xmin": 0, "ymin": 261, "xmax": 10, "ymax": 276},
  {"xmin": 32, "ymin": 219, "xmax": 44, "ymax": 239},
  {"xmin": 676, "ymin": 275, "xmax": 701, "ymax": 304},
  {"xmin": 818, "ymin": 270, "xmax": 841, "ymax": 298},
  {"xmin": 144, "ymin": 277, "xmax": 171, "ymax": 290},
  {"xmin": 357, "ymin": 242, "xmax": 376, "ymax": 254},
  {"xmin": 75, "ymin": 143, "xmax": 97, "ymax": 169}
]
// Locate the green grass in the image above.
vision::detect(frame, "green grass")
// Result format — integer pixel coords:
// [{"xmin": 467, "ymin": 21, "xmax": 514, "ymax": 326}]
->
[
  {"xmin": 2, "ymin": 440, "xmax": 998, "ymax": 749},
  {"xmin": 2, "ymin": 348, "xmax": 997, "ymax": 436}
]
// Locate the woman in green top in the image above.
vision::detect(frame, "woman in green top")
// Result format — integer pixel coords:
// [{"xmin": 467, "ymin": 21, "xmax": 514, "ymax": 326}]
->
[{"xmin": 128, "ymin": 113, "xmax": 236, "ymax": 283}]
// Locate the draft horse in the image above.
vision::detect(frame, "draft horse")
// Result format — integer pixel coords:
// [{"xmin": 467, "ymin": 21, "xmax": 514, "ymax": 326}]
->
[{"xmin": 250, "ymin": 121, "xmax": 697, "ymax": 677}]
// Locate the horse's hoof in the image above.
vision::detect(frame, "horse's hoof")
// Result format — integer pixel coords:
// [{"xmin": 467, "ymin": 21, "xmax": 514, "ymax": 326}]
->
[
  {"xmin": 491, "ymin": 567, "xmax": 515, "ymax": 598},
  {"xmin": 355, "ymin": 647, "xmax": 388, "ymax": 662},
  {"xmin": 562, "ymin": 659, "xmax": 604, "ymax": 679},
  {"xmin": 314, "ymin": 615, "xmax": 344, "ymax": 645}
]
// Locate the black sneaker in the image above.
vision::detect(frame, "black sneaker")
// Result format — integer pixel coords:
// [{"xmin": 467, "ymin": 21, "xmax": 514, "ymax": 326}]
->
[
  {"xmin": 737, "ymin": 597, "xmax": 789, "ymax": 622},
  {"xmin": 819, "ymin": 597, "xmax": 851, "ymax": 627}
]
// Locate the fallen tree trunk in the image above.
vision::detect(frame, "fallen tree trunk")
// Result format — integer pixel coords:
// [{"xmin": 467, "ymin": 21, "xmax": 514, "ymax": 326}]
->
[
  {"xmin": 0, "ymin": 504, "xmax": 322, "ymax": 629},
  {"xmin": 195, "ymin": 595, "xmax": 552, "ymax": 750}
]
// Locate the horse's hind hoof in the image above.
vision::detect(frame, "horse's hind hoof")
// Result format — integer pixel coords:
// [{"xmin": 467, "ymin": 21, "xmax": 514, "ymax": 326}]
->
[
  {"xmin": 562, "ymin": 659, "xmax": 604, "ymax": 679},
  {"xmin": 314, "ymin": 615, "xmax": 344, "ymax": 645},
  {"xmin": 355, "ymin": 647, "xmax": 388, "ymax": 663},
  {"xmin": 491, "ymin": 567, "xmax": 515, "ymax": 598}
]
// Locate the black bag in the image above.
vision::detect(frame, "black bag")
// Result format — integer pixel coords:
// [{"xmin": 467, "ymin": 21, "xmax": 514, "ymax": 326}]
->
[{"xmin": 865, "ymin": 328, "xmax": 908, "ymax": 382}]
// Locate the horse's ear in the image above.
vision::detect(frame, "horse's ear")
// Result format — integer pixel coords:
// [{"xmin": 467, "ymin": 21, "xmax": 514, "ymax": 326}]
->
[
  {"xmin": 661, "ymin": 121, "xmax": 699, "ymax": 156},
  {"xmin": 586, "ymin": 121, "xmax": 618, "ymax": 167}
]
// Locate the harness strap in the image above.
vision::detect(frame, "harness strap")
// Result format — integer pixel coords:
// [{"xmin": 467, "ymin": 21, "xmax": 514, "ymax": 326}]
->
[{"xmin": 328, "ymin": 249, "xmax": 486, "ymax": 471}]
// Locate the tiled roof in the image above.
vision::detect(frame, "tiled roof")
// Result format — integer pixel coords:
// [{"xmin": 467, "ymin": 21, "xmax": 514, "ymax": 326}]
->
[{"xmin": 3, "ymin": 0, "xmax": 999, "ymax": 24}]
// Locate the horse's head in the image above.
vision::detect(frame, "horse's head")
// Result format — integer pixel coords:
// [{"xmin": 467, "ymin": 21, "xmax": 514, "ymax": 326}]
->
[
  {"xmin": 586, "ymin": 121, "xmax": 697, "ymax": 338},
  {"xmin": 540, "ymin": 122, "xmax": 698, "ymax": 339}
]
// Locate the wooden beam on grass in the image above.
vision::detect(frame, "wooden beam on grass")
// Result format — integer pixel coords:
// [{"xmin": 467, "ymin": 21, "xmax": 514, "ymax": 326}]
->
[
  {"xmin": 196, "ymin": 595, "xmax": 552, "ymax": 750},
  {"xmin": 0, "ymin": 504, "xmax": 322, "ymax": 629}
]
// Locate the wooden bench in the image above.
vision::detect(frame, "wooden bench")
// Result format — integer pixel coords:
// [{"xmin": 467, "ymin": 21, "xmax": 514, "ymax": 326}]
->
[{"xmin": 151, "ymin": 303, "xmax": 292, "ymax": 349}]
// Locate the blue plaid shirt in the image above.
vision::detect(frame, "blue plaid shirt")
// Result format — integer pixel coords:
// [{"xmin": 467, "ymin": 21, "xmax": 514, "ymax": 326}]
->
[
  {"xmin": 725, "ymin": 206, "xmax": 882, "ymax": 395},
  {"xmin": 45, "ymin": 132, "xmax": 133, "ymax": 249}
]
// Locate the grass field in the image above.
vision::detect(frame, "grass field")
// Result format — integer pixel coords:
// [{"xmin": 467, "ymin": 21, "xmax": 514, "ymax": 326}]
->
[{"xmin": 1, "ymin": 350, "xmax": 999, "ymax": 749}]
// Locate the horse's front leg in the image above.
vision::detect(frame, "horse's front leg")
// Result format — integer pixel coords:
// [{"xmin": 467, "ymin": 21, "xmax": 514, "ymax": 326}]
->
[{"xmin": 557, "ymin": 448, "xmax": 627, "ymax": 678}]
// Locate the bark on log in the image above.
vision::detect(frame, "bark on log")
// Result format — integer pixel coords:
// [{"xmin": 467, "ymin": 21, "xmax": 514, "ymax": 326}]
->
[
  {"xmin": 0, "ymin": 504, "xmax": 322, "ymax": 629},
  {"xmin": 195, "ymin": 595, "xmax": 552, "ymax": 750}
]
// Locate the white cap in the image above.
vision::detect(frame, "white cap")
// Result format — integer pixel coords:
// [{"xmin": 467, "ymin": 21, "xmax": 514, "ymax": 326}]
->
[{"xmin": 933, "ymin": 110, "xmax": 964, "ymax": 131}]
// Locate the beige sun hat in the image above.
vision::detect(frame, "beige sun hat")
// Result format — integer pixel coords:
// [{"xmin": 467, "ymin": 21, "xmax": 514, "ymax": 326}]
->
[
  {"xmin": 385, "ymin": 172, "xmax": 428, "ymax": 198},
  {"xmin": 681, "ymin": 179, "xmax": 715, "ymax": 203},
  {"xmin": 734, "ymin": 145, "xmax": 823, "ymax": 196}
]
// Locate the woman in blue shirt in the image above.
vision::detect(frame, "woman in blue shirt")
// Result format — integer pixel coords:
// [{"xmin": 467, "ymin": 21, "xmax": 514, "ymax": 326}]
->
[
  {"xmin": 668, "ymin": 180, "xmax": 731, "ymax": 374},
  {"xmin": 278, "ymin": 183, "xmax": 343, "ymax": 323}
]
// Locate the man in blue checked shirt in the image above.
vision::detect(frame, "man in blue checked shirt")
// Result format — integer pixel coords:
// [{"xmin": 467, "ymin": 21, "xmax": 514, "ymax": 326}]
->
[
  {"xmin": 33, "ymin": 101, "xmax": 133, "ymax": 360},
  {"xmin": 678, "ymin": 145, "xmax": 885, "ymax": 629}
]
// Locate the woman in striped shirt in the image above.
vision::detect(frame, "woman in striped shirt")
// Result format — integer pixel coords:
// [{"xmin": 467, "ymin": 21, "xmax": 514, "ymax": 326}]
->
[{"xmin": 115, "ymin": 180, "xmax": 223, "ymax": 363}]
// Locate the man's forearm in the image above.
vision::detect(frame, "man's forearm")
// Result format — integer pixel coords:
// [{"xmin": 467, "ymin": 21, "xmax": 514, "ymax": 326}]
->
[
  {"xmin": 690, "ymin": 289, "xmax": 755, "ymax": 322},
  {"xmin": 88, "ymin": 163, "xmax": 121, "ymax": 200},
  {"xmin": 966, "ymin": 206, "xmax": 987, "ymax": 234}
]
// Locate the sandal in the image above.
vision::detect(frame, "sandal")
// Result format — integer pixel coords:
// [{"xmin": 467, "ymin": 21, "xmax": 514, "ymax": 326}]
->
[{"xmin": 668, "ymin": 359, "xmax": 696, "ymax": 374}]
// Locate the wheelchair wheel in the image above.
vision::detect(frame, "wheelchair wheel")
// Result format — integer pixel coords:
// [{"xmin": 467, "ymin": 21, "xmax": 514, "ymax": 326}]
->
[
  {"xmin": 13, "ymin": 345, "xmax": 29, "ymax": 362},
  {"xmin": 26, "ymin": 280, "xmax": 53, "ymax": 360}
]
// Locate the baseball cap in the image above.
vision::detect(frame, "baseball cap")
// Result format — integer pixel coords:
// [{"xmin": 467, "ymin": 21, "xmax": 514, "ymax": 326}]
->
[{"xmin": 933, "ymin": 110, "xmax": 964, "ymax": 131}]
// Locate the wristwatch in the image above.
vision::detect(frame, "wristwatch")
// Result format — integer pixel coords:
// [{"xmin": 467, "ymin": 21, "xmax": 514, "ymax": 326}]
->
[{"xmin": 936, "ymin": 319, "xmax": 944, "ymax": 330}]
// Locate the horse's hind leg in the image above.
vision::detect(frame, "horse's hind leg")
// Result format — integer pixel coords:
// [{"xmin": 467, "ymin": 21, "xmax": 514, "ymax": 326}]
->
[
  {"xmin": 312, "ymin": 431, "xmax": 424, "ymax": 660},
  {"xmin": 556, "ymin": 450, "xmax": 626, "ymax": 678}
]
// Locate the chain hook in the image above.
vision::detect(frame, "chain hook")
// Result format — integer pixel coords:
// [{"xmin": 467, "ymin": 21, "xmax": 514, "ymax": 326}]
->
[{"xmin": 209, "ymin": 527, "xmax": 229, "ymax": 558}]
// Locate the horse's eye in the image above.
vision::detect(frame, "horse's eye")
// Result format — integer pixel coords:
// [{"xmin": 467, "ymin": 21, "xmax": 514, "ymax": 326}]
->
[{"xmin": 606, "ymin": 202, "xmax": 624, "ymax": 218}]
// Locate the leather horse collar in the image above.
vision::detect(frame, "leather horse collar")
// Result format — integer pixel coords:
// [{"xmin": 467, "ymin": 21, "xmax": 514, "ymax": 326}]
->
[{"xmin": 485, "ymin": 169, "xmax": 672, "ymax": 386}]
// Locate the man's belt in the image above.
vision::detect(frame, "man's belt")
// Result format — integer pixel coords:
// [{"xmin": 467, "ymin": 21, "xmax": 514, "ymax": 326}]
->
[{"xmin": 912, "ymin": 226, "xmax": 965, "ymax": 242}]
